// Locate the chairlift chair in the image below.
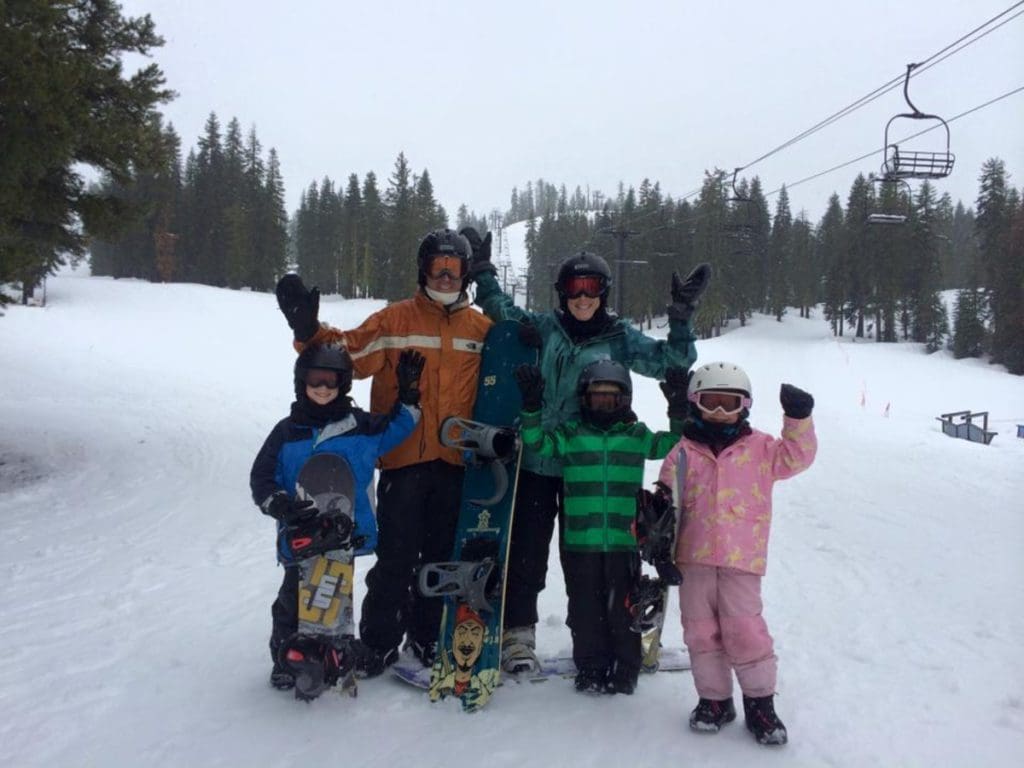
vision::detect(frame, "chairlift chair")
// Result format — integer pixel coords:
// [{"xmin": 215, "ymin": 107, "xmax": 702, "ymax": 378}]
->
[
  {"xmin": 724, "ymin": 168, "xmax": 757, "ymax": 235},
  {"xmin": 866, "ymin": 176, "xmax": 912, "ymax": 225},
  {"xmin": 882, "ymin": 63, "xmax": 955, "ymax": 181}
]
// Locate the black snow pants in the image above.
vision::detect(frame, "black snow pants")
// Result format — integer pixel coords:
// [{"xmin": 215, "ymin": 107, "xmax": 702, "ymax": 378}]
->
[
  {"xmin": 359, "ymin": 460, "xmax": 463, "ymax": 653},
  {"xmin": 269, "ymin": 565, "xmax": 300, "ymax": 663},
  {"xmin": 562, "ymin": 549, "xmax": 641, "ymax": 676},
  {"xmin": 501, "ymin": 469, "xmax": 565, "ymax": 629}
]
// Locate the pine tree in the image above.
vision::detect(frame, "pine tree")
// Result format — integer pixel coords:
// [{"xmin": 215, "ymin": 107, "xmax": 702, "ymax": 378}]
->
[
  {"xmin": 766, "ymin": 186, "xmax": 793, "ymax": 321},
  {"xmin": 819, "ymin": 193, "xmax": 847, "ymax": 334},
  {"xmin": 384, "ymin": 153, "xmax": 417, "ymax": 300},
  {"xmin": 361, "ymin": 172, "xmax": 385, "ymax": 298},
  {"xmin": 0, "ymin": 0, "xmax": 173, "ymax": 303},
  {"xmin": 974, "ymin": 158, "xmax": 1021, "ymax": 369}
]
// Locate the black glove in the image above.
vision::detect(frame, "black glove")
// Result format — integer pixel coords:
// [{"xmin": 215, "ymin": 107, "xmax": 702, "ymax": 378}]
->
[
  {"xmin": 518, "ymin": 320, "xmax": 543, "ymax": 349},
  {"xmin": 275, "ymin": 274, "xmax": 321, "ymax": 342},
  {"xmin": 396, "ymin": 349, "xmax": 426, "ymax": 406},
  {"xmin": 659, "ymin": 367, "xmax": 692, "ymax": 419},
  {"xmin": 263, "ymin": 491, "xmax": 317, "ymax": 524},
  {"xmin": 459, "ymin": 227, "xmax": 497, "ymax": 278},
  {"xmin": 514, "ymin": 363, "xmax": 545, "ymax": 411},
  {"xmin": 667, "ymin": 263, "xmax": 712, "ymax": 323},
  {"xmin": 780, "ymin": 383, "xmax": 814, "ymax": 419}
]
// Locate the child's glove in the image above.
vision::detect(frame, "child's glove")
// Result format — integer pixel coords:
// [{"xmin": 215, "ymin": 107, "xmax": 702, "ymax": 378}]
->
[
  {"xmin": 659, "ymin": 367, "xmax": 692, "ymax": 419},
  {"xmin": 667, "ymin": 263, "xmax": 712, "ymax": 322},
  {"xmin": 459, "ymin": 226, "xmax": 496, "ymax": 279},
  {"xmin": 514, "ymin": 363, "xmax": 545, "ymax": 411},
  {"xmin": 780, "ymin": 383, "xmax": 814, "ymax": 419},
  {"xmin": 262, "ymin": 491, "xmax": 317, "ymax": 524},
  {"xmin": 275, "ymin": 274, "xmax": 320, "ymax": 342},
  {"xmin": 396, "ymin": 349, "xmax": 426, "ymax": 406}
]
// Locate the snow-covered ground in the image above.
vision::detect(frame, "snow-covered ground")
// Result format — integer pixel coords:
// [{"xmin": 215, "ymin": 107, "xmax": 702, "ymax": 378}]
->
[{"xmin": 1, "ymin": 266, "xmax": 1022, "ymax": 767}]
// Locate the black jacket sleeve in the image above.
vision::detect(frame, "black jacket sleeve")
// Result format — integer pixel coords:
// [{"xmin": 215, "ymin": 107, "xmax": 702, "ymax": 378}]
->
[{"xmin": 250, "ymin": 419, "xmax": 288, "ymax": 506}]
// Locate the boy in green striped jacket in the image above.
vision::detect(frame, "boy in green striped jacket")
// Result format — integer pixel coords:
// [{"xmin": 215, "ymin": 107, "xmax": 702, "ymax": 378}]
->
[{"xmin": 514, "ymin": 359, "xmax": 689, "ymax": 695}]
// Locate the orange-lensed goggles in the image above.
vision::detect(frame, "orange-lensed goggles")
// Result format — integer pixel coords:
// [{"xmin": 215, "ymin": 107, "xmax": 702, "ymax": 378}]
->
[
  {"xmin": 688, "ymin": 390, "xmax": 751, "ymax": 416},
  {"xmin": 426, "ymin": 254, "xmax": 465, "ymax": 280},
  {"xmin": 562, "ymin": 275, "xmax": 605, "ymax": 299}
]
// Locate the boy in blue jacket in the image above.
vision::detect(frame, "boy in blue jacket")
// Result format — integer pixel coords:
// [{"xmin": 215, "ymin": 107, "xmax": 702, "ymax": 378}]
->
[{"xmin": 250, "ymin": 343, "xmax": 424, "ymax": 690}]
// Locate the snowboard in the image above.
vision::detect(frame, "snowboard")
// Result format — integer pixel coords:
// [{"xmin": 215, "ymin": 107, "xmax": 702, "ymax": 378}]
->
[
  {"xmin": 410, "ymin": 320, "xmax": 537, "ymax": 712},
  {"xmin": 281, "ymin": 452, "xmax": 359, "ymax": 701},
  {"xmin": 392, "ymin": 647, "xmax": 690, "ymax": 689},
  {"xmin": 634, "ymin": 453, "xmax": 686, "ymax": 674}
]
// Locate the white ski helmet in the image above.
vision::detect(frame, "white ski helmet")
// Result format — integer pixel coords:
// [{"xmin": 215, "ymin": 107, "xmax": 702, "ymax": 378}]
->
[{"xmin": 687, "ymin": 362, "xmax": 752, "ymax": 401}]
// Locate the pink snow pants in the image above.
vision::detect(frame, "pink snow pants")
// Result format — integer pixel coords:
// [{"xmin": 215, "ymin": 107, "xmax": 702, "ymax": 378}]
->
[{"xmin": 678, "ymin": 564, "xmax": 777, "ymax": 699}]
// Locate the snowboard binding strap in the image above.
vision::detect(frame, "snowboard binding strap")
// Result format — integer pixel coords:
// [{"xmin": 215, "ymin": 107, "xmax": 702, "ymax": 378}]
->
[
  {"xmin": 439, "ymin": 417, "xmax": 519, "ymax": 506},
  {"xmin": 418, "ymin": 558, "xmax": 496, "ymax": 614}
]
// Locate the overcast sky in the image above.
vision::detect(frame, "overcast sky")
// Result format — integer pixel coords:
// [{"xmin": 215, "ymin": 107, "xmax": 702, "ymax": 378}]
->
[{"xmin": 119, "ymin": 0, "xmax": 1024, "ymax": 227}]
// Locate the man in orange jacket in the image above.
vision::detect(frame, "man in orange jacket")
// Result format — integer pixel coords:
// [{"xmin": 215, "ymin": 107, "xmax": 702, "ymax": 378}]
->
[{"xmin": 276, "ymin": 229, "xmax": 492, "ymax": 676}]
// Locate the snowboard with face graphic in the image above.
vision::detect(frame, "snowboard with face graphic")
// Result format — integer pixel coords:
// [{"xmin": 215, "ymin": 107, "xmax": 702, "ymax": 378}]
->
[{"xmin": 402, "ymin": 320, "xmax": 537, "ymax": 712}]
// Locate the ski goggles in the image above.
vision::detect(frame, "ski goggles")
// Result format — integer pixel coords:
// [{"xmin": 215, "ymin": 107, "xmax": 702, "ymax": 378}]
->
[
  {"xmin": 425, "ymin": 254, "xmax": 465, "ymax": 280},
  {"xmin": 562, "ymin": 274, "xmax": 605, "ymax": 299},
  {"xmin": 303, "ymin": 370, "xmax": 340, "ymax": 390},
  {"xmin": 688, "ymin": 390, "xmax": 751, "ymax": 416}
]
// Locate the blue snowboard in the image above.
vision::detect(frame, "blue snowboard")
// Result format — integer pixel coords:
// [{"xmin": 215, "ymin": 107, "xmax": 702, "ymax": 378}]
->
[{"xmin": 409, "ymin": 320, "xmax": 537, "ymax": 712}]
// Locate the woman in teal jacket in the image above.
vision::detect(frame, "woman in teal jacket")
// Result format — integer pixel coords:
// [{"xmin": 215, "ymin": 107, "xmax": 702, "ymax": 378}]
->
[{"xmin": 461, "ymin": 227, "xmax": 709, "ymax": 674}]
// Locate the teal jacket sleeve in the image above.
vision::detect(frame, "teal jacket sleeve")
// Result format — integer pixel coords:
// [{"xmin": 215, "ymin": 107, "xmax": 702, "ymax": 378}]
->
[
  {"xmin": 473, "ymin": 269, "xmax": 533, "ymax": 324},
  {"xmin": 621, "ymin": 318, "xmax": 698, "ymax": 379}
]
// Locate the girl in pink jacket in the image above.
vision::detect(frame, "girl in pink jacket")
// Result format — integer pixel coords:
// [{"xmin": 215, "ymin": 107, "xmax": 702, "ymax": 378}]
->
[{"xmin": 658, "ymin": 362, "xmax": 817, "ymax": 746}]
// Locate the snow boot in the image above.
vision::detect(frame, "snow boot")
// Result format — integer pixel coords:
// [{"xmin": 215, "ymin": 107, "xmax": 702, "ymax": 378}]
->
[
  {"xmin": 269, "ymin": 661, "xmax": 295, "ymax": 691},
  {"xmin": 501, "ymin": 624, "xmax": 540, "ymax": 674},
  {"xmin": 743, "ymin": 694, "xmax": 788, "ymax": 745},
  {"xmin": 278, "ymin": 635, "xmax": 340, "ymax": 701},
  {"xmin": 689, "ymin": 697, "xmax": 737, "ymax": 732},
  {"xmin": 574, "ymin": 668, "xmax": 607, "ymax": 695},
  {"xmin": 605, "ymin": 663, "xmax": 639, "ymax": 695},
  {"xmin": 352, "ymin": 640, "xmax": 398, "ymax": 679}
]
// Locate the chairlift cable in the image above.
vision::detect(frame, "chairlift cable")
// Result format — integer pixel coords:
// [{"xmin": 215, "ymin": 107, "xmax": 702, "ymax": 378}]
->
[
  {"xmin": 733, "ymin": 1, "xmax": 1024, "ymax": 175},
  {"xmin": 763, "ymin": 84, "xmax": 1024, "ymax": 197}
]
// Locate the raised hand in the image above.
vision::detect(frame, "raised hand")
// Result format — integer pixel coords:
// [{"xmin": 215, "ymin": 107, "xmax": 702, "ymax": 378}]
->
[
  {"xmin": 276, "ymin": 274, "xmax": 321, "ymax": 342},
  {"xmin": 667, "ymin": 263, "xmax": 712, "ymax": 322},
  {"xmin": 659, "ymin": 367, "xmax": 692, "ymax": 419},
  {"xmin": 460, "ymin": 227, "xmax": 496, "ymax": 278},
  {"xmin": 779, "ymin": 383, "xmax": 814, "ymax": 419},
  {"xmin": 514, "ymin": 363, "xmax": 545, "ymax": 411}
]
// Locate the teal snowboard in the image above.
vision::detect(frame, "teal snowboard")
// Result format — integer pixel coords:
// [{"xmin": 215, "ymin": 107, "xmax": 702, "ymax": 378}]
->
[{"xmin": 408, "ymin": 320, "xmax": 537, "ymax": 711}]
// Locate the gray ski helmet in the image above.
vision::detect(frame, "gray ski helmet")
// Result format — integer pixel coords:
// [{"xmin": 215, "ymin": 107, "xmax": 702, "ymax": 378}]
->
[
  {"xmin": 577, "ymin": 358, "xmax": 633, "ymax": 403},
  {"xmin": 416, "ymin": 228, "xmax": 471, "ymax": 288},
  {"xmin": 294, "ymin": 343, "xmax": 353, "ymax": 397},
  {"xmin": 556, "ymin": 251, "xmax": 612, "ymax": 300}
]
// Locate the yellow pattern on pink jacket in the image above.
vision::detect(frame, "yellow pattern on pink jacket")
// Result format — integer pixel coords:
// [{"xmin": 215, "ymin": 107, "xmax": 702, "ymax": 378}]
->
[{"xmin": 658, "ymin": 416, "xmax": 817, "ymax": 576}]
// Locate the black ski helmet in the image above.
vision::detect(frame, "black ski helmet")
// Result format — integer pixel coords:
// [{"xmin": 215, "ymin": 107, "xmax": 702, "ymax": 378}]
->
[
  {"xmin": 416, "ymin": 228, "xmax": 471, "ymax": 289},
  {"xmin": 294, "ymin": 343, "xmax": 353, "ymax": 398},
  {"xmin": 576, "ymin": 359, "xmax": 633, "ymax": 403},
  {"xmin": 555, "ymin": 251, "xmax": 612, "ymax": 301}
]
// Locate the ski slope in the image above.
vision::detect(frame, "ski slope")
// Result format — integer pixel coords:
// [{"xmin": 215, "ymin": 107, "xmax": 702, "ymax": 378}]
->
[{"xmin": 1, "ymin": 267, "xmax": 1022, "ymax": 767}]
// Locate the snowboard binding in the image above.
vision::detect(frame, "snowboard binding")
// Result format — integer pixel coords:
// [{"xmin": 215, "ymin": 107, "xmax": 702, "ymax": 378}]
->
[
  {"xmin": 626, "ymin": 575, "xmax": 668, "ymax": 634},
  {"xmin": 439, "ymin": 417, "xmax": 519, "ymax": 505},
  {"xmin": 286, "ymin": 510, "xmax": 362, "ymax": 559},
  {"xmin": 418, "ymin": 558, "xmax": 496, "ymax": 614},
  {"xmin": 635, "ymin": 483, "xmax": 683, "ymax": 585},
  {"xmin": 278, "ymin": 634, "xmax": 342, "ymax": 701}
]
